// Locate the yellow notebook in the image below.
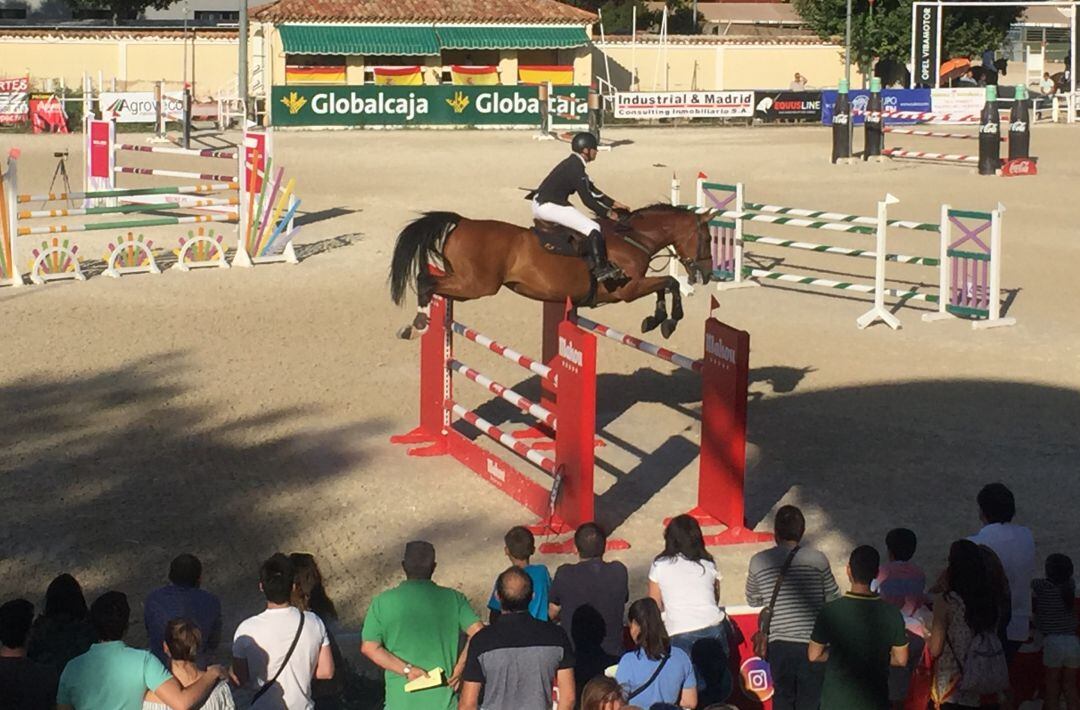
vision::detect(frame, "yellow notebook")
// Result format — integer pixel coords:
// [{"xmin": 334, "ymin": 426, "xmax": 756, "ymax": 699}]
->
[{"xmin": 405, "ymin": 667, "xmax": 446, "ymax": 692}]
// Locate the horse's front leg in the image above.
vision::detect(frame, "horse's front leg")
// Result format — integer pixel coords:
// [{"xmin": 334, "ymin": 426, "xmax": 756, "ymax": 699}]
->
[{"xmin": 607, "ymin": 275, "xmax": 682, "ymax": 337}]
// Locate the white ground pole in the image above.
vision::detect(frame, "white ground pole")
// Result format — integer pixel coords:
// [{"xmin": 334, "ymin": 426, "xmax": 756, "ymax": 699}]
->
[
  {"xmin": 910, "ymin": 1, "xmax": 1079, "ymax": 122},
  {"xmin": 856, "ymin": 194, "xmax": 903, "ymax": 330}
]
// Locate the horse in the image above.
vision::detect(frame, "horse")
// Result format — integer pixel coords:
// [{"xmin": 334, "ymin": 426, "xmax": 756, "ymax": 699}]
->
[{"xmin": 389, "ymin": 204, "xmax": 716, "ymax": 340}]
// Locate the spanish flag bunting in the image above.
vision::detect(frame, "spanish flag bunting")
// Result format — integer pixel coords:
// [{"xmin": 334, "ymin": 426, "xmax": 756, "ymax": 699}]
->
[
  {"xmin": 285, "ymin": 65, "xmax": 346, "ymax": 85},
  {"xmin": 450, "ymin": 65, "xmax": 499, "ymax": 86},
  {"xmin": 518, "ymin": 65, "xmax": 574, "ymax": 86},
  {"xmin": 373, "ymin": 66, "xmax": 423, "ymax": 86}
]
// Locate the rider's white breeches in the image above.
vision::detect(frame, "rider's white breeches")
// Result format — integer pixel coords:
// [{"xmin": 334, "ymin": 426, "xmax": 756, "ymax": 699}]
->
[{"xmin": 532, "ymin": 199, "xmax": 600, "ymax": 236}]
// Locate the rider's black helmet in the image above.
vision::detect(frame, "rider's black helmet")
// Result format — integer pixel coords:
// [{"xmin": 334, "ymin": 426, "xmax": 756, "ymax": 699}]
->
[{"xmin": 571, "ymin": 132, "xmax": 599, "ymax": 154}]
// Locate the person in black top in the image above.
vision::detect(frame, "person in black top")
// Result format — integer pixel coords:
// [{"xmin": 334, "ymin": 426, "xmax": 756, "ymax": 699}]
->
[{"xmin": 532, "ymin": 132, "xmax": 628, "ymax": 283}]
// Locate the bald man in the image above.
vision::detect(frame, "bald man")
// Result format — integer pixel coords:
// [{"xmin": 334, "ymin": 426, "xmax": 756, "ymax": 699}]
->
[{"xmin": 460, "ymin": 567, "xmax": 576, "ymax": 710}]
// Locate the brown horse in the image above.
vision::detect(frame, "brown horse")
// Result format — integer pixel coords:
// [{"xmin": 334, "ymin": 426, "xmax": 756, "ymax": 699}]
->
[{"xmin": 389, "ymin": 204, "xmax": 716, "ymax": 339}]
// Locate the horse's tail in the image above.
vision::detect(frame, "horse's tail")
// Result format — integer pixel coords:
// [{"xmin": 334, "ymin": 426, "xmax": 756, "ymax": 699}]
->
[{"xmin": 389, "ymin": 211, "xmax": 462, "ymax": 305}]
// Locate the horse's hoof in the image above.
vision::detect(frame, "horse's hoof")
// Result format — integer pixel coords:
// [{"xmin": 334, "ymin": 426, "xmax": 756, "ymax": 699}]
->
[
  {"xmin": 642, "ymin": 316, "xmax": 660, "ymax": 333},
  {"xmin": 660, "ymin": 319, "xmax": 677, "ymax": 339},
  {"xmin": 412, "ymin": 312, "xmax": 430, "ymax": 330},
  {"xmin": 396, "ymin": 325, "xmax": 414, "ymax": 340}
]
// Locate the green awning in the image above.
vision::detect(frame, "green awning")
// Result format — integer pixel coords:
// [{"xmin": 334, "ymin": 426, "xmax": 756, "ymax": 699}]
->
[
  {"xmin": 280, "ymin": 25, "xmax": 440, "ymax": 56},
  {"xmin": 436, "ymin": 26, "xmax": 589, "ymax": 50}
]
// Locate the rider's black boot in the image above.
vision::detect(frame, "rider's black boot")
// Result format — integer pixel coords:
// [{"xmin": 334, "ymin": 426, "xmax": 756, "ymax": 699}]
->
[{"xmin": 586, "ymin": 230, "xmax": 622, "ymax": 282}]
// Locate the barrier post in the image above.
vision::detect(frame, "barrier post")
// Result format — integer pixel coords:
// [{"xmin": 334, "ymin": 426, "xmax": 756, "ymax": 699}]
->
[
  {"xmin": 668, "ymin": 173, "xmax": 694, "ymax": 297},
  {"xmin": 856, "ymin": 194, "xmax": 902, "ymax": 330},
  {"xmin": 1, "ymin": 151, "xmax": 24, "ymax": 287},
  {"xmin": 552, "ymin": 318, "xmax": 597, "ymax": 530},
  {"xmin": 973, "ymin": 205, "xmax": 1016, "ymax": 330},
  {"xmin": 676, "ymin": 302, "xmax": 770, "ymax": 545}
]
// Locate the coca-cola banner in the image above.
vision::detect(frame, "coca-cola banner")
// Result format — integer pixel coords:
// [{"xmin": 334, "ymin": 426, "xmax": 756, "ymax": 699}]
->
[{"xmin": 753, "ymin": 91, "xmax": 822, "ymax": 122}]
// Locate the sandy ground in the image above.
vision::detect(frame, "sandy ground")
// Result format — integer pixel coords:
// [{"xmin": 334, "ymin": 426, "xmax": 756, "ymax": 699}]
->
[{"xmin": 1, "ymin": 124, "xmax": 1079, "ymax": 671}]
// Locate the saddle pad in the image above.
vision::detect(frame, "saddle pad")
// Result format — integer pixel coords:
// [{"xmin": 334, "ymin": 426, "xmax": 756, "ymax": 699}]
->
[{"xmin": 531, "ymin": 223, "xmax": 585, "ymax": 257}]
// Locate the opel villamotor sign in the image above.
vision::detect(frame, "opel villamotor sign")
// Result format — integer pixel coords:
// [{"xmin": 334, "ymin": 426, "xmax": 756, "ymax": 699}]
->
[{"xmin": 270, "ymin": 84, "xmax": 590, "ymax": 128}]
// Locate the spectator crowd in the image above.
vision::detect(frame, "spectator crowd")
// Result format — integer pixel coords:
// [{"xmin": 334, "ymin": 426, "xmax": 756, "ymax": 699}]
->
[{"xmin": 1, "ymin": 482, "xmax": 1077, "ymax": 710}]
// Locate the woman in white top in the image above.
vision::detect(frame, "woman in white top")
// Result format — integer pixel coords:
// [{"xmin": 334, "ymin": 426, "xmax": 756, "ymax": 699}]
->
[
  {"xmin": 144, "ymin": 619, "xmax": 234, "ymax": 710},
  {"xmin": 648, "ymin": 514, "xmax": 732, "ymax": 702}
]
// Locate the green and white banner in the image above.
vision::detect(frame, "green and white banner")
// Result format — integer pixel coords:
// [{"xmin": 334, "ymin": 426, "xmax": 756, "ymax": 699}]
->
[{"xmin": 271, "ymin": 84, "xmax": 590, "ymax": 128}]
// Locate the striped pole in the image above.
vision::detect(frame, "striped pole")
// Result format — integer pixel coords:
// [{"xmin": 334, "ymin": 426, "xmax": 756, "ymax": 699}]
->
[
  {"xmin": 116, "ymin": 143, "xmax": 236, "ymax": 159},
  {"xmin": 18, "ymin": 196, "xmax": 238, "ymax": 219},
  {"xmin": 451, "ymin": 321, "xmax": 554, "ymax": 382},
  {"xmin": 747, "ymin": 267, "xmax": 938, "ymax": 303},
  {"xmin": 449, "ymin": 359, "xmax": 558, "ymax": 430},
  {"xmin": 883, "ymin": 127, "xmax": 1006, "ymax": 142},
  {"xmin": 740, "ymin": 233, "xmax": 938, "ymax": 265},
  {"xmin": 572, "ymin": 314, "xmax": 702, "ymax": 373},
  {"xmin": 714, "ymin": 211, "xmax": 876, "ymax": 235},
  {"xmin": 17, "ymin": 182, "xmax": 237, "ymax": 204},
  {"xmin": 17, "ymin": 212, "xmax": 235, "ymax": 237},
  {"xmin": 115, "ymin": 166, "xmax": 237, "ymax": 182},
  {"xmin": 883, "ymin": 148, "xmax": 979, "ymax": 164},
  {"xmin": 447, "ymin": 401, "xmax": 556, "ymax": 474},
  {"xmin": 743, "ymin": 202, "xmax": 939, "ymax": 232},
  {"xmin": 855, "ymin": 109, "xmax": 982, "ymax": 123}
]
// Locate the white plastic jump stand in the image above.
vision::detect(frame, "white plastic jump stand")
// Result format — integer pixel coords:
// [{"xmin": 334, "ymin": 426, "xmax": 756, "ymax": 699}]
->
[
  {"xmin": 711, "ymin": 182, "xmax": 759, "ymax": 293},
  {"xmin": 856, "ymin": 193, "xmax": 902, "ymax": 330},
  {"xmin": 666, "ymin": 174, "xmax": 696, "ymax": 297}
]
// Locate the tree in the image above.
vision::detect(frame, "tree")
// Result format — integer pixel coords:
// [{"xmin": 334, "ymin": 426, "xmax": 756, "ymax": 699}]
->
[
  {"xmin": 792, "ymin": 0, "xmax": 1021, "ymax": 76},
  {"xmin": 64, "ymin": 0, "xmax": 174, "ymax": 23}
]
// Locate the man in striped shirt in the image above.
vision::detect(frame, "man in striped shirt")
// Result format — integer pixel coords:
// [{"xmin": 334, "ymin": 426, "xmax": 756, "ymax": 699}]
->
[{"xmin": 746, "ymin": 506, "xmax": 840, "ymax": 710}]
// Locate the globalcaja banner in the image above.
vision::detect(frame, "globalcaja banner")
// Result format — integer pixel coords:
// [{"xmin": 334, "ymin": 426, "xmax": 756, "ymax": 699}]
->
[
  {"xmin": 612, "ymin": 91, "xmax": 754, "ymax": 119},
  {"xmin": 753, "ymin": 91, "xmax": 822, "ymax": 122},
  {"xmin": 915, "ymin": 3, "xmax": 939, "ymax": 88},
  {"xmin": 821, "ymin": 89, "xmax": 931, "ymax": 125},
  {"xmin": 0, "ymin": 76, "xmax": 29, "ymax": 125},
  {"xmin": 270, "ymin": 84, "xmax": 589, "ymax": 128},
  {"xmin": 99, "ymin": 91, "xmax": 184, "ymax": 123}
]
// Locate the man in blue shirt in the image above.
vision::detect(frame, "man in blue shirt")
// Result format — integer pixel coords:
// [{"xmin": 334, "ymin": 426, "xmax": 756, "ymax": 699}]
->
[{"xmin": 144, "ymin": 554, "xmax": 222, "ymax": 666}]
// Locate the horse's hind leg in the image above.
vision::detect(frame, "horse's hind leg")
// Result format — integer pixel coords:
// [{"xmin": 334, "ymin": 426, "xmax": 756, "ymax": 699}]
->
[{"xmin": 396, "ymin": 271, "xmax": 439, "ymax": 340}]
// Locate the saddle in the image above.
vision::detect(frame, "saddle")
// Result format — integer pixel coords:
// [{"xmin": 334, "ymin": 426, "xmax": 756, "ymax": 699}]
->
[{"xmin": 530, "ymin": 213, "xmax": 635, "ymax": 257}]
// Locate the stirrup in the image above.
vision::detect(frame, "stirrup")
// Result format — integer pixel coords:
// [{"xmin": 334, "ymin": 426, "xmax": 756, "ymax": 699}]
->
[{"xmin": 592, "ymin": 262, "xmax": 623, "ymax": 283}]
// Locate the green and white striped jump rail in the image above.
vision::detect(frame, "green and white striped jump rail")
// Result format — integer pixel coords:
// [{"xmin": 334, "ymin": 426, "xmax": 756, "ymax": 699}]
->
[
  {"xmin": 17, "ymin": 212, "xmax": 236, "ymax": 237},
  {"xmin": 16, "ymin": 182, "xmax": 238, "ymax": 204},
  {"xmin": 740, "ymin": 233, "xmax": 940, "ymax": 266},
  {"xmin": 742, "ymin": 268, "xmax": 940, "ymax": 303},
  {"xmin": 18, "ymin": 196, "xmax": 239, "ymax": 219},
  {"xmin": 115, "ymin": 166, "xmax": 237, "ymax": 182},
  {"xmin": 713, "ymin": 211, "xmax": 876, "ymax": 235},
  {"xmin": 742, "ymin": 202, "xmax": 939, "ymax": 232}
]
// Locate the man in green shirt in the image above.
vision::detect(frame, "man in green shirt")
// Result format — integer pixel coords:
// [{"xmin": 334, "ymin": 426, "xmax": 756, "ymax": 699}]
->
[
  {"xmin": 808, "ymin": 546, "xmax": 908, "ymax": 710},
  {"xmin": 361, "ymin": 541, "xmax": 484, "ymax": 709},
  {"xmin": 57, "ymin": 591, "xmax": 229, "ymax": 710}
]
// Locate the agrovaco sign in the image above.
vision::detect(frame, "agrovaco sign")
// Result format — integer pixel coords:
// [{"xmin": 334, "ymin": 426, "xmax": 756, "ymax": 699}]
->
[{"xmin": 271, "ymin": 84, "xmax": 590, "ymax": 127}]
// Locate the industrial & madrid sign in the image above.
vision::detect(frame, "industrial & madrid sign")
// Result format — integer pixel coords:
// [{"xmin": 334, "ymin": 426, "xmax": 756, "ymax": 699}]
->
[{"xmin": 270, "ymin": 84, "xmax": 590, "ymax": 127}]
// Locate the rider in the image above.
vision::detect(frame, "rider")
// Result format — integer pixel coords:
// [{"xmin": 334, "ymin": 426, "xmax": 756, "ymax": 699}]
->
[{"xmin": 532, "ymin": 132, "xmax": 628, "ymax": 282}]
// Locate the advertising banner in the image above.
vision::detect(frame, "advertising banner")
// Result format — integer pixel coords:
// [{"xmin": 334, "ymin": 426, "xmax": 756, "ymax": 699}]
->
[
  {"xmin": 915, "ymin": 3, "xmax": 939, "ymax": 87},
  {"xmin": 821, "ymin": 89, "xmax": 931, "ymax": 125},
  {"xmin": 270, "ymin": 84, "xmax": 590, "ymax": 128},
  {"xmin": 99, "ymin": 91, "xmax": 184, "ymax": 123},
  {"xmin": 0, "ymin": 76, "xmax": 29, "ymax": 125},
  {"xmin": 753, "ymin": 91, "xmax": 822, "ymax": 122},
  {"xmin": 930, "ymin": 88, "xmax": 985, "ymax": 122},
  {"xmin": 29, "ymin": 94, "xmax": 69, "ymax": 133},
  {"xmin": 612, "ymin": 91, "xmax": 754, "ymax": 119}
]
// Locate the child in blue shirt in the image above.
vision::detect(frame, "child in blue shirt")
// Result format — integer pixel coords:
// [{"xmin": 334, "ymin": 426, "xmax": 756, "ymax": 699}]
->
[{"xmin": 488, "ymin": 526, "xmax": 551, "ymax": 621}]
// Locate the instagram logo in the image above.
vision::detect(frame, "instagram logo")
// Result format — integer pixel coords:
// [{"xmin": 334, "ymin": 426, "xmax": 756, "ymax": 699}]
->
[{"xmin": 740, "ymin": 657, "xmax": 774, "ymax": 701}]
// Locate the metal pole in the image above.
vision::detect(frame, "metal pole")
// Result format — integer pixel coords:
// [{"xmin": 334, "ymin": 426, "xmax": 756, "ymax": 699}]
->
[
  {"xmin": 239, "ymin": 0, "xmax": 249, "ymax": 123},
  {"xmin": 845, "ymin": 0, "xmax": 852, "ymax": 88}
]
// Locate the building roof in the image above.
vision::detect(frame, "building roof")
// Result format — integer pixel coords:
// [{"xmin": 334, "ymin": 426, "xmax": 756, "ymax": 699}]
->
[
  {"xmin": 0, "ymin": 26, "xmax": 238, "ymax": 40},
  {"xmin": 595, "ymin": 33, "xmax": 831, "ymax": 46},
  {"xmin": 644, "ymin": 1, "xmax": 803, "ymax": 24},
  {"xmin": 251, "ymin": 0, "xmax": 596, "ymax": 25}
]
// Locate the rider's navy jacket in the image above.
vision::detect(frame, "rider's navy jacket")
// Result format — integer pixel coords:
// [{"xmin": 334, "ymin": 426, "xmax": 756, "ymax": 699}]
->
[{"xmin": 534, "ymin": 154, "xmax": 615, "ymax": 217}]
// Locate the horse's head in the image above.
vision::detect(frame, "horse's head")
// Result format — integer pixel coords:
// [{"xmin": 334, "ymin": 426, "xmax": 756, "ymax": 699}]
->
[{"xmin": 626, "ymin": 204, "xmax": 715, "ymax": 285}]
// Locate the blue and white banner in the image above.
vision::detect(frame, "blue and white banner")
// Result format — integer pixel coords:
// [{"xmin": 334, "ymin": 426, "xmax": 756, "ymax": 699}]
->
[{"xmin": 821, "ymin": 89, "xmax": 932, "ymax": 125}]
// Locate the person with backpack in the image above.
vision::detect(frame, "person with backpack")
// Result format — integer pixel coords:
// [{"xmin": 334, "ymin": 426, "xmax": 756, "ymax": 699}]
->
[{"xmin": 929, "ymin": 540, "xmax": 1009, "ymax": 709}]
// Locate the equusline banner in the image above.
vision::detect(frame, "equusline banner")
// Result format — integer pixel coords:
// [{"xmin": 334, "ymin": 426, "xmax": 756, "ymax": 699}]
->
[{"xmin": 270, "ymin": 84, "xmax": 590, "ymax": 128}]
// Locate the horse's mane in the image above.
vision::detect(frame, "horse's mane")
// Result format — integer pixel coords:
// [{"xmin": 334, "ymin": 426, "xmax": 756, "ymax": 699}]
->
[{"xmin": 632, "ymin": 202, "xmax": 694, "ymax": 216}]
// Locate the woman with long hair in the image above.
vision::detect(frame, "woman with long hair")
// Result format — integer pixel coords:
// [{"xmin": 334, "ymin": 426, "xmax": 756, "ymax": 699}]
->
[
  {"xmin": 929, "ymin": 539, "xmax": 1006, "ymax": 708},
  {"xmin": 648, "ymin": 515, "xmax": 726, "ymax": 651},
  {"xmin": 615, "ymin": 598, "xmax": 697, "ymax": 709},
  {"xmin": 143, "ymin": 619, "xmax": 233, "ymax": 710},
  {"xmin": 579, "ymin": 675, "xmax": 627, "ymax": 710},
  {"xmin": 27, "ymin": 573, "xmax": 95, "ymax": 676},
  {"xmin": 290, "ymin": 553, "xmax": 343, "ymax": 708}
]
